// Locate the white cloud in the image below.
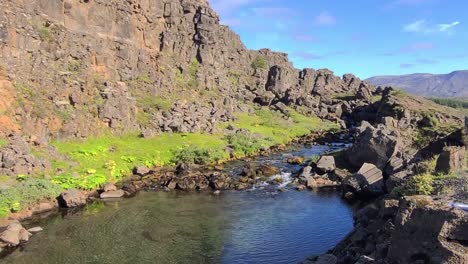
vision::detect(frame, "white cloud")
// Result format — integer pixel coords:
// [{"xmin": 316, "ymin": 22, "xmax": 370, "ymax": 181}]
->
[
  {"xmin": 314, "ymin": 11, "xmax": 336, "ymax": 26},
  {"xmin": 437, "ymin": 21, "xmax": 460, "ymax": 32},
  {"xmin": 403, "ymin": 20, "xmax": 460, "ymax": 34},
  {"xmin": 403, "ymin": 20, "xmax": 426, "ymax": 32}
]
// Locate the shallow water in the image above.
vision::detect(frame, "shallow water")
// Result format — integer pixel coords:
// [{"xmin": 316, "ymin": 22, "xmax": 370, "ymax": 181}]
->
[{"xmin": 3, "ymin": 145, "xmax": 354, "ymax": 264}]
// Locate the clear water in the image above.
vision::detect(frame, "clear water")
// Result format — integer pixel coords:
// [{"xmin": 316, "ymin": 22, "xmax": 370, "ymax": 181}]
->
[{"xmin": 2, "ymin": 145, "xmax": 354, "ymax": 264}]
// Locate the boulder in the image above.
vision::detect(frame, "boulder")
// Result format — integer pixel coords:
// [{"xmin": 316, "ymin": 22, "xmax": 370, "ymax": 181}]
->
[
  {"xmin": 102, "ymin": 183, "xmax": 117, "ymax": 193},
  {"xmin": 342, "ymin": 163, "xmax": 384, "ymax": 197},
  {"xmin": 0, "ymin": 221, "xmax": 30, "ymax": 246},
  {"xmin": 348, "ymin": 122, "xmax": 400, "ymax": 170},
  {"xmin": 57, "ymin": 189, "xmax": 87, "ymax": 208},
  {"xmin": 100, "ymin": 190, "xmax": 125, "ymax": 199},
  {"xmin": 296, "ymin": 185, "xmax": 306, "ymax": 191},
  {"xmin": 316, "ymin": 156, "xmax": 336, "ymax": 173},
  {"xmin": 306, "ymin": 177, "xmax": 317, "ymax": 189},
  {"xmin": 435, "ymin": 146, "xmax": 466, "ymax": 174},
  {"xmin": 385, "ymin": 170, "xmax": 412, "ymax": 192},
  {"xmin": 133, "ymin": 166, "xmax": 151, "ymax": 176},
  {"xmin": 356, "ymin": 85, "xmax": 373, "ymax": 101},
  {"xmin": 241, "ymin": 163, "xmax": 256, "ymax": 178},
  {"xmin": 299, "ymin": 166, "xmax": 313, "ymax": 179}
]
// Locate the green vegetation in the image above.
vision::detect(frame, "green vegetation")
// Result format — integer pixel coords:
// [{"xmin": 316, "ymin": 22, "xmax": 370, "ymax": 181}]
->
[
  {"xmin": 188, "ymin": 59, "xmax": 200, "ymax": 89},
  {"xmin": 49, "ymin": 107, "xmax": 335, "ymax": 187},
  {"xmin": 251, "ymin": 56, "xmax": 268, "ymax": 70},
  {"xmin": 429, "ymin": 97, "xmax": 468, "ymax": 109},
  {"xmin": 50, "ymin": 133, "xmax": 229, "ymax": 190},
  {"xmin": 38, "ymin": 26, "xmax": 52, "ymax": 42},
  {"xmin": 390, "ymin": 88, "xmax": 408, "ymax": 97},
  {"xmin": 0, "ymin": 139, "xmax": 7, "ymax": 148},
  {"xmin": 68, "ymin": 59, "xmax": 82, "ymax": 72},
  {"xmin": 412, "ymin": 112, "xmax": 461, "ymax": 148},
  {"xmin": 0, "ymin": 178, "xmax": 62, "ymax": 218},
  {"xmin": 224, "ymin": 107, "xmax": 338, "ymax": 146},
  {"xmin": 332, "ymin": 92, "xmax": 355, "ymax": 101},
  {"xmin": 0, "ymin": 106, "xmax": 336, "ymax": 218},
  {"xmin": 172, "ymin": 147, "xmax": 223, "ymax": 165},
  {"xmin": 135, "ymin": 73, "xmax": 152, "ymax": 85},
  {"xmin": 134, "ymin": 96, "xmax": 173, "ymax": 125},
  {"xmin": 225, "ymin": 132, "xmax": 265, "ymax": 157}
]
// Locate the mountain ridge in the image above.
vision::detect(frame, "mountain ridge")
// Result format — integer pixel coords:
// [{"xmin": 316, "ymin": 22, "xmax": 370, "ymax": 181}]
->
[{"xmin": 366, "ymin": 70, "xmax": 468, "ymax": 98}]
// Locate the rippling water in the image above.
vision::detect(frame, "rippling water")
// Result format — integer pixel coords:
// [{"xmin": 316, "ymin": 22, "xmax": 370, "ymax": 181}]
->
[{"xmin": 3, "ymin": 145, "xmax": 354, "ymax": 264}]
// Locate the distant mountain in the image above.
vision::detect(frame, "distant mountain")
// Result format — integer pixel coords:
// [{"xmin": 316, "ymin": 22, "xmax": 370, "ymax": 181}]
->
[{"xmin": 366, "ymin": 70, "xmax": 468, "ymax": 98}]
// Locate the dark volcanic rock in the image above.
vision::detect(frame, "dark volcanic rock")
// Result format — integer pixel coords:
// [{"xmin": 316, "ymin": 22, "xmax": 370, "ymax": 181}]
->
[
  {"xmin": 348, "ymin": 121, "xmax": 400, "ymax": 170},
  {"xmin": 436, "ymin": 146, "xmax": 466, "ymax": 174},
  {"xmin": 342, "ymin": 163, "xmax": 384, "ymax": 197}
]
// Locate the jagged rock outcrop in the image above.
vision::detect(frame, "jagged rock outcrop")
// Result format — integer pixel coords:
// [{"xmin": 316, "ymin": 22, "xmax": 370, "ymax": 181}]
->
[
  {"xmin": 0, "ymin": 0, "xmax": 373, "ymax": 141},
  {"xmin": 325, "ymin": 196, "xmax": 468, "ymax": 264},
  {"xmin": 0, "ymin": 134, "xmax": 49, "ymax": 176},
  {"xmin": 347, "ymin": 121, "xmax": 400, "ymax": 170}
]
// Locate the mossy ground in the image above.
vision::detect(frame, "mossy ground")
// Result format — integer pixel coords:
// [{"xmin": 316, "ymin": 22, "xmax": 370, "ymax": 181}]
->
[{"xmin": 0, "ymin": 107, "xmax": 338, "ymax": 218}]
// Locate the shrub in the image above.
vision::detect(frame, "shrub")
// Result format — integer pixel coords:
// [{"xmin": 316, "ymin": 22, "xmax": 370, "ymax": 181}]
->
[
  {"xmin": 188, "ymin": 59, "xmax": 200, "ymax": 88},
  {"xmin": 251, "ymin": 56, "xmax": 268, "ymax": 70},
  {"xmin": 0, "ymin": 178, "xmax": 62, "ymax": 218},
  {"xmin": 394, "ymin": 173, "xmax": 434, "ymax": 196},
  {"xmin": 430, "ymin": 98, "xmax": 468, "ymax": 109},
  {"xmin": 38, "ymin": 26, "xmax": 52, "ymax": 42},
  {"xmin": 172, "ymin": 147, "xmax": 211, "ymax": 164},
  {"xmin": 226, "ymin": 133, "xmax": 263, "ymax": 157}
]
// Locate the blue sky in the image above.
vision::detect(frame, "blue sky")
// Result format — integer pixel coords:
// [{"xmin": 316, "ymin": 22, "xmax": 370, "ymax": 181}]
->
[{"xmin": 209, "ymin": 0, "xmax": 468, "ymax": 79}]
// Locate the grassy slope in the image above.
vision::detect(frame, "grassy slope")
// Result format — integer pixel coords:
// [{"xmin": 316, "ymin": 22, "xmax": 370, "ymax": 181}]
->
[{"xmin": 0, "ymin": 107, "xmax": 338, "ymax": 217}]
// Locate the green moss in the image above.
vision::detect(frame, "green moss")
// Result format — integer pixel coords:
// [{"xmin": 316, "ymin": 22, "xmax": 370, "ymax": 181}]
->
[
  {"xmin": 228, "ymin": 71, "xmax": 241, "ymax": 86},
  {"xmin": 0, "ymin": 139, "xmax": 7, "ymax": 148},
  {"xmin": 137, "ymin": 73, "xmax": 152, "ymax": 84},
  {"xmin": 251, "ymin": 56, "xmax": 268, "ymax": 70},
  {"xmin": 187, "ymin": 59, "xmax": 200, "ymax": 89},
  {"xmin": 38, "ymin": 26, "xmax": 52, "ymax": 42}
]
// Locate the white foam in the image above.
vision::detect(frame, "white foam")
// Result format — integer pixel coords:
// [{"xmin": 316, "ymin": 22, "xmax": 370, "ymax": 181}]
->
[{"xmin": 269, "ymin": 172, "xmax": 293, "ymax": 189}]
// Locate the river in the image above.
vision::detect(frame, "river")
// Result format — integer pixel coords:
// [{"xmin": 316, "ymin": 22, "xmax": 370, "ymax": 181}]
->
[{"xmin": 2, "ymin": 144, "xmax": 354, "ymax": 264}]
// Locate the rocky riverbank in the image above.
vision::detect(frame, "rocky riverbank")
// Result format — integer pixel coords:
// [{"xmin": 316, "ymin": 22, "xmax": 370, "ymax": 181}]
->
[{"xmin": 303, "ymin": 93, "xmax": 468, "ymax": 263}]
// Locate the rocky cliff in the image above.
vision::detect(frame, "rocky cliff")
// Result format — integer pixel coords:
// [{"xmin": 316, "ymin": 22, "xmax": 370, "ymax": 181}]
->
[{"xmin": 0, "ymin": 0, "xmax": 370, "ymax": 142}]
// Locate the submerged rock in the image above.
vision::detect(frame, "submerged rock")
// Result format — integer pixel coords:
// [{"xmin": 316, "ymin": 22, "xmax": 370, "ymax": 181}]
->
[
  {"xmin": 286, "ymin": 156, "xmax": 305, "ymax": 165},
  {"xmin": 100, "ymin": 190, "xmax": 125, "ymax": 199},
  {"xmin": 27, "ymin": 227, "xmax": 43, "ymax": 234}
]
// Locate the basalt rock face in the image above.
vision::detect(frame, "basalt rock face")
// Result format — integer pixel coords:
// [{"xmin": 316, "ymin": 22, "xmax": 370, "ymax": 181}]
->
[
  {"xmin": 0, "ymin": 0, "xmax": 372, "ymax": 143},
  {"xmin": 328, "ymin": 196, "xmax": 468, "ymax": 264}
]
